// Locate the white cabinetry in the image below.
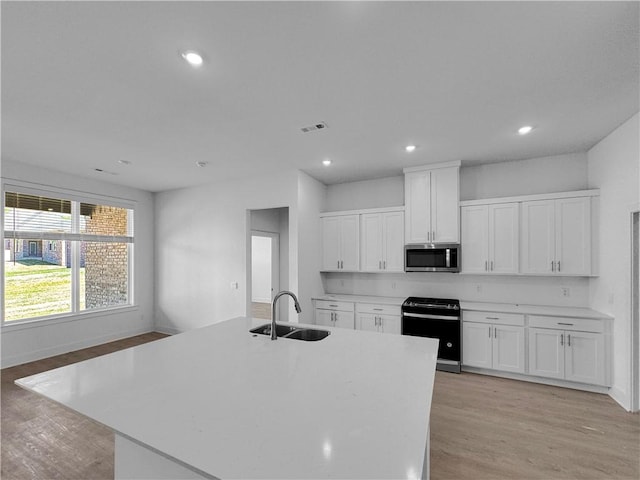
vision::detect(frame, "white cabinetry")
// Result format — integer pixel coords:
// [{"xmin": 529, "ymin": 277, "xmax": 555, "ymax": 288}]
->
[
  {"xmin": 355, "ymin": 303, "xmax": 401, "ymax": 335},
  {"xmin": 521, "ymin": 196, "xmax": 591, "ymax": 275},
  {"xmin": 314, "ymin": 300, "xmax": 355, "ymax": 329},
  {"xmin": 361, "ymin": 211, "xmax": 404, "ymax": 272},
  {"xmin": 322, "ymin": 215, "xmax": 360, "ymax": 271},
  {"xmin": 461, "ymin": 203, "xmax": 519, "ymax": 274},
  {"xmin": 462, "ymin": 311, "xmax": 525, "ymax": 373},
  {"xmin": 404, "ymin": 162, "xmax": 460, "ymax": 244},
  {"xmin": 528, "ymin": 315, "xmax": 608, "ymax": 385}
]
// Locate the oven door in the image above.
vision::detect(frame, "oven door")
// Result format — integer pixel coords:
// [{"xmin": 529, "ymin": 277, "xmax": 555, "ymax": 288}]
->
[{"xmin": 401, "ymin": 313, "xmax": 460, "ymax": 361}]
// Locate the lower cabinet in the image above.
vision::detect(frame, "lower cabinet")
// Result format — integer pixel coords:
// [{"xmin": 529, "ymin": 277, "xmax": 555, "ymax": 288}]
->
[
  {"xmin": 528, "ymin": 326, "xmax": 607, "ymax": 386},
  {"xmin": 355, "ymin": 303, "xmax": 401, "ymax": 335},
  {"xmin": 463, "ymin": 313, "xmax": 525, "ymax": 374},
  {"xmin": 314, "ymin": 300, "xmax": 354, "ymax": 329}
]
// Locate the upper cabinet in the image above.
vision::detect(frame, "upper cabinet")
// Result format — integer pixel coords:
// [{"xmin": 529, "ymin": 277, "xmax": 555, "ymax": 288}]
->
[
  {"xmin": 521, "ymin": 196, "xmax": 591, "ymax": 276},
  {"xmin": 461, "ymin": 203, "xmax": 519, "ymax": 274},
  {"xmin": 461, "ymin": 190, "xmax": 598, "ymax": 277},
  {"xmin": 322, "ymin": 214, "xmax": 360, "ymax": 271},
  {"xmin": 404, "ymin": 162, "xmax": 460, "ymax": 244},
  {"xmin": 361, "ymin": 211, "xmax": 404, "ymax": 272}
]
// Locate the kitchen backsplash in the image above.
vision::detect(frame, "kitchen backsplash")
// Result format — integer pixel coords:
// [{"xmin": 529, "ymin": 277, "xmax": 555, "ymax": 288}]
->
[{"xmin": 322, "ymin": 272, "xmax": 590, "ymax": 307}]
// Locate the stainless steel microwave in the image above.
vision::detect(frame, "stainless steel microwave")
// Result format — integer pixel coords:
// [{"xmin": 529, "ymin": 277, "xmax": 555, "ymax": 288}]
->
[{"xmin": 404, "ymin": 244, "xmax": 460, "ymax": 272}]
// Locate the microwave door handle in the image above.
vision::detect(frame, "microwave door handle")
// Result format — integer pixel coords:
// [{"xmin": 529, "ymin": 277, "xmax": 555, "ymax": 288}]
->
[{"xmin": 446, "ymin": 248, "xmax": 450, "ymax": 268}]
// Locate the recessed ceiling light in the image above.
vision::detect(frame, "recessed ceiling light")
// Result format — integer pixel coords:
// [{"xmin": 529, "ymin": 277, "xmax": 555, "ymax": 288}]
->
[
  {"xmin": 196, "ymin": 161, "xmax": 208, "ymax": 168},
  {"xmin": 518, "ymin": 125, "xmax": 534, "ymax": 135},
  {"xmin": 405, "ymin": 145, "xmax": 417, "ymax": 153},
  {"xmin": 181, "ymin": 51, "xmax": 203, "ymax": 67},
  {"xmin": 322, "ymin": 159, "xmax": 332, "ymax": 166},
  {"xmin": 118, "ymin": 160, "xmax": 131, "ymax": 165}
]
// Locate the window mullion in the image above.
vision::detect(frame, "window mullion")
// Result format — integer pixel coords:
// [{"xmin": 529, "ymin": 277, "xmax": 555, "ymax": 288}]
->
[{"xmin": 71, "ymin": 201, "xmax": 80, "ymax": 313}]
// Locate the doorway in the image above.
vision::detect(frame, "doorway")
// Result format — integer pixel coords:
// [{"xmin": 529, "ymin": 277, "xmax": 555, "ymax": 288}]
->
[
  {"xmin": 251, "ymin": 232, "xmax": 279, "ymax": 319},
  {"xmin": 247, "ymin": 207, "xmax": 289, "ymax": 321}
]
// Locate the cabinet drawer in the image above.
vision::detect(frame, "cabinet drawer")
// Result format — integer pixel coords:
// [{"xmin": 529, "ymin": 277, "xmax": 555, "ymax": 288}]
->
[
  {"xmin": 463, "ymin": 310, "xmax": 525, "ymax": 326},
  {"xmin": 315, "ymin": 300, "xmax": 355, "ymax": 312},
  {"xmin": 528, "ymin": 315, "xmax": 604, "ymax": 333},
  {"xmin": 356, "ymin": 303, "xmax": 400, "ymax": 316}
]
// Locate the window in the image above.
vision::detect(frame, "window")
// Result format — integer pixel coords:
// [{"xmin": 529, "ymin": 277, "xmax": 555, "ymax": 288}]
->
[{"xmin": 3, "ymin": 189, "xmax": 134, "ymax": 323}]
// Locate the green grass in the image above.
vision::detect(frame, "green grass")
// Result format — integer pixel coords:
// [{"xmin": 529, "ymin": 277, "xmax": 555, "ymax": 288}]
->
[{"xmin": 4, "ymin": 261, "xmax": 85, "ymax": 321}]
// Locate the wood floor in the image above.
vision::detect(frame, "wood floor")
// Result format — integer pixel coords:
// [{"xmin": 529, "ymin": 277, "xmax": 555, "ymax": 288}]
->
[{"xmin": 2, "ymin": 333, "xmax": 639, "ymax": 480}]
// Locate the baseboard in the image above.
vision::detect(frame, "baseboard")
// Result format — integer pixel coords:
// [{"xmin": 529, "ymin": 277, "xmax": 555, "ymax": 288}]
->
[
  {"xmin": 2, "ymin": 326, "xmax": 154, "ymax": 369},
  {"xmin": 608, "ymin": 385, "xmax": 631, "ymax": 411},
  {"xmin": 153, "ymin": 324, "xmax": 182, "ymax": 336},
  {"xmin": 462, "ymin": 366, "xmax": 610, "ymax": 394}
]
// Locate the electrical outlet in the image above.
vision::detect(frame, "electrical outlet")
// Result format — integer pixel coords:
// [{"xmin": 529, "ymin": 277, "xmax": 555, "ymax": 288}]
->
[
  {"xmin": 230, "ymin": 281, "xmax": 238, "ymax": 290},
  {"xmin": 391, "ymin": 282, "xmax": 397, "ymax": 290},
  {"xmin": 561, "ymin": 287, "xmax": 570, "ymax": 297}
]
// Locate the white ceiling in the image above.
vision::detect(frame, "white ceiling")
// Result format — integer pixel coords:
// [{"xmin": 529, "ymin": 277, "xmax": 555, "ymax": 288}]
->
[{"xmin": 2, "ymin": 1, "xmax": 638, "ymax": 193}]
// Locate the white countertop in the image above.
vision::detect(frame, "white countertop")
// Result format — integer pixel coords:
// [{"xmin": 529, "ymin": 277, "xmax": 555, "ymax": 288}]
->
[
  {"xmin": 313, "ymin": 294, "xmax": 611, "ymax": 320},
  {"xmin": 16, "ymin": 317, "xmax": 438, "ymax": 479},
  {"xmin": 460, "ymin": 301, "xmax": 612, "ymax": 320}
]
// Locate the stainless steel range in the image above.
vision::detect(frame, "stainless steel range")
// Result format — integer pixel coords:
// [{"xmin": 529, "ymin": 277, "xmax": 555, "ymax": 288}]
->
[{"xmin": 401, "ymin": 297, "xmax": 461, "ymax": 373}]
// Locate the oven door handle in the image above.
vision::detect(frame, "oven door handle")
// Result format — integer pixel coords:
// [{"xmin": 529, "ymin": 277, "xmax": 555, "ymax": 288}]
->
[{"xmin": 402, "ymin": 313, "xmax": 460, "ymax": 321}]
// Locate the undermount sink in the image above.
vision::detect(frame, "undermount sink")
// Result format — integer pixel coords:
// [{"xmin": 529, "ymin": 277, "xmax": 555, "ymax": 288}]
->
[{"xmin": 250, "ymin": 323, "xmax": 330, "ymax": 342}]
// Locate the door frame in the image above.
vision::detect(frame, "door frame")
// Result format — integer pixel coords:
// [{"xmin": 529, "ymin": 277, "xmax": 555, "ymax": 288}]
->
[{"xmin": 630, "ymin": 207, "xmax": 639, "ymax": 412}]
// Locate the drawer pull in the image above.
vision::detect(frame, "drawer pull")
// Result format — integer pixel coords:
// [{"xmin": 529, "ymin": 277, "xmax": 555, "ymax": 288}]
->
[
  {"xmin": 557, "ymin": 322, "xmax": 574, "ymax": 326},
  {"xmin": 485, "ymin": 317, "xmax": 499, "ymax": 320},
  {"xmin": 329, "ymin": 304, "xmax": 338, "ymax": 307},
  {"xmin": 373, "ymin": 308, "xmax": 383, "ymax": 311}
]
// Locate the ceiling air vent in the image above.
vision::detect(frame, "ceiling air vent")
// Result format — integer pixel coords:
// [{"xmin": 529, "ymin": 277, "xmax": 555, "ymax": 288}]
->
[{"xmin": 300, "ymin": 121, "xmax": 328, "ymax": 133}]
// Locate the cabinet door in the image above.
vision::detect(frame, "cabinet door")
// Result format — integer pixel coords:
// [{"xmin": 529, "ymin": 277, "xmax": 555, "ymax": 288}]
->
[
  {"xmin": 492, "ymin": 325, "xmax": 525, "ymax": 374},
  {"xmin": 379, "ymin": 315, "xmax": 401, "ymax": 335},
  {"xmin": 489, "ymin": 203, "xmax": 519, "ymax": 274},
  {"xmin": 555, "ymin": 197, "xmax": 591, "ymax": 275},
  {"xmin": 405, "ymin": 171, "xmax": 431, "ymax": 243},
  {"xmin": 315, "ymin": 309, "xmax": 334, "ymax": 327},
  {"xmin": 430, "ymin": 167, "xmax": 460, "ymax": 243},
  {"xmin": 361, "ymin": 214, "xmax": 383, "ymax": 272},
  {"xmin": 333, "ymin": 311, "xmax": 355, "ymax": 329},
  {"xmin": 528, "ymin": 327, "xmax": 564, "ymax": 379},
  {"xmin": 462, "ymin": 322, "xmax": 493, "ymax": 369},
  {"xmin": 564, "ymin": 331, "xmax": 606, "ymax": 385},
  {"xmin": 340, "ymin": 215, "xmax": 360, "ymax": 271},
  {"xmin": 521, "ymin": 200, "xmax": 555, "ymax": 274},
  {"xmin": 356, "ymin": 313, "xmax": 378, "ymax": 332},
  {"xmin": 382, "ymin": 211, "xmax": 404, "ymax": 272},
  {"xmin": 322, "ymin": 217, "xmax": 341, "ymax": 271},
  {"xmin": 460, "ymin": 205, "xmax": 489, "ymax": 273}
]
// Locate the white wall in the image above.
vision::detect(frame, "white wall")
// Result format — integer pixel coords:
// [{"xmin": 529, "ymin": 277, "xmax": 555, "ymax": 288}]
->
[
  {"xmin": 296, "ymin": 172, "xmax": 327, "ymax": 321},
  {"xmin": 587, "ymin": 112, "xmax": 640, "ymax": 411},
  {"xmin": 154, "ymin": 170, "xmax": 305, "ymax": 333},
  {"xmin": 325, "ymin": 176, "xmax": 403, "ymax": 212},
  {"xmin": 460, "ymin": 152, "xmax": 589, "ymax": 201},
  {"xmin": 1, "ymin": 160, "xmax": 155, "ymax": 367}
]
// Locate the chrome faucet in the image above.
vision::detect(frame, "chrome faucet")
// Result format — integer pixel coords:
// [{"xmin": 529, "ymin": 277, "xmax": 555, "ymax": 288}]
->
[{"xmin": 271, "ymin": 291, "xmax": 302, "ymax": 340}]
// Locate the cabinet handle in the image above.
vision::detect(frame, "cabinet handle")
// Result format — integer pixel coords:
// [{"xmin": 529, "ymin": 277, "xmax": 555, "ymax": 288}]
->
[
  {"xmin": 567, "ymin": 334, "xmax": 571, "ymax": 347},
  {"xmin": 560, "ymin": 333, "xmax": 564, "ymax": 346},
  {"xmin": 432, "ymin": 231, "xmax": 436, "ymax": 242},
  {"xmin": 551, "ymin": 261, "xmax": 555, "ymax": 272},
  {"xmin": 329, "ymin": 304, "xmax": 338, "ymax": 307},
  {"xmin": 488, "ymin": 326, "xmax": 492, "ymax": 338},
  {"xmin": 427, "ymin": 231, "xmax": 430, "ymax": 242},
  {"xmin": 486, "ymin": 317, "xmax": 499, "ymax": 320},
  {"xmin": 485, "ymin": 260, "xmax": 488, "ymax": 271},
  {"xmin": 490, "ymin": 261, "xmax": 494, "ymax": 271},
  {"xmin": 340, "ymin": 260, "xmax": 343, "ymax": 269},
  {"xmin": 373, "ymin": 308, "xmax": 383, "ymax": 311},
  {"xmin": 337, "ymin": 260, "xmax": 340, "ymax": 269},
  {"xmin": 379, "ymin": 260, "xmax": 382, "ymax": 269},
  {"xmin": 383, "ymin": 260, "xmax": 386, "ymax": 269},
  {"xmin": 557, "ymin": 322, "xmax": 573, "ymax": 326},
  {"xmin": 494, "ymin": 327, "xmax": 497, "ymax": 338},
  {"xmin": 558, "ymin": 261, "xmax": 561, "ymax": 272}
]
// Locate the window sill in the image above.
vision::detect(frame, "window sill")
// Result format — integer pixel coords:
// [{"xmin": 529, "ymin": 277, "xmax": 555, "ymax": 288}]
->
[{"xmin": 1, "ymin": 305, "xmax": 140, "ymax": 332}]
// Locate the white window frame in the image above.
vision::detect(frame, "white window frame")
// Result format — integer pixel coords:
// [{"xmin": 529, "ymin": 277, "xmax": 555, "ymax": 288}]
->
[{"xmin": 2, "ymin": 181, "xmax": 136, "ymax": 326}]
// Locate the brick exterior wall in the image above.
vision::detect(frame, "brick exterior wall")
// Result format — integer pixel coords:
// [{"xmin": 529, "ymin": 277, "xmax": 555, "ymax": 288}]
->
[{"xmin": 84, "ymin": 206, "xmax": 128, "ymax": 309}]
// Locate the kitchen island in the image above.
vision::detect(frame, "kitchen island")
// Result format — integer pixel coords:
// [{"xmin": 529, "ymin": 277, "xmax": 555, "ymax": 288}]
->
[{"xmin": 16, "ymin": 317, "xmax": 438, "ymax": 479}]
